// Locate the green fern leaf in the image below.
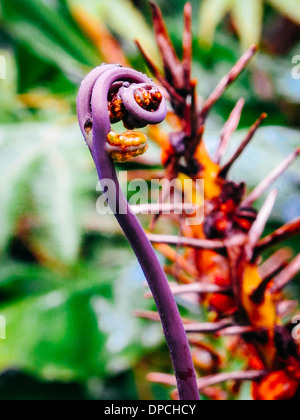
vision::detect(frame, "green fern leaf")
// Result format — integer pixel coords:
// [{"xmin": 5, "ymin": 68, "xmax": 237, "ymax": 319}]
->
[
  {"xmin": 0, "ymin": 124, "xmax": 43, "ymax": 252},
  {"xmin": 0, "ymin": 121, "xmax": 93, "ymax": 265},
  {"xmin": 198, "ymin": 0, "xmax": 236, "ymax": 47},
  {"xmin": 232, "ymin": 0, "xmax": 263, "ymax": 50},
  {"xmin": 67, "ymin": 0, "xmax": 160, "ymax": 62},
  {"xmin": 266, "ymin": 0, "xmax": 300, "ymax": 25}
]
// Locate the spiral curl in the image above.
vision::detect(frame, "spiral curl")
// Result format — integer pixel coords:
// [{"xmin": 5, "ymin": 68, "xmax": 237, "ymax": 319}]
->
[
  {"xmin": 77, "ymin": 64, "xmax": 167, "ymax": 144},
  {"xmin": 77, "ymin": 64, "xmax": 199, "ymax": 401}
]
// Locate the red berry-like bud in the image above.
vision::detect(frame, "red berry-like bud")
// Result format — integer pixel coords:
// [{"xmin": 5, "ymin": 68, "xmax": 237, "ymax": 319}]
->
[
  {"xmin": 108, "ymin": 92, "xmax": 127, "ymax": 124},
  {"xmin": 134, "ymin": 85, "xmax": 163, "ymax": 112}
]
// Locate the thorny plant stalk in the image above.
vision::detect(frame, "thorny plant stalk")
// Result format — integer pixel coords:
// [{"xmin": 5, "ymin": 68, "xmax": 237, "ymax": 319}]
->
[
  {"xmin": 135, "ymin": 2, "xmax": 300, "ymax": 401},
  {"xmin": 78, "ymin": 1, "xmax": 300, "ymax": 401}
]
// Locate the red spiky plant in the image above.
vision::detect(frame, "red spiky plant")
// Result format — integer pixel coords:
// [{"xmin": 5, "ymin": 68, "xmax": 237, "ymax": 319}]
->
[{"xmin": 132, "ymin": 2, "xmax": 300, "ymax": 400}]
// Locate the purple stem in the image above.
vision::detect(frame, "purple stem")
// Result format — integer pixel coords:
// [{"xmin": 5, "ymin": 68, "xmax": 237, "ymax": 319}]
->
[{"xmin": 77, "ymin": 64, "xmax": 199, "ymax": 400}]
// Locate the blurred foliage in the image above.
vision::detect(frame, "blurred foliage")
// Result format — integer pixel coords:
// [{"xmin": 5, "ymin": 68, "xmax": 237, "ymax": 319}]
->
[
  {"xmin": 198, "ymin": 0, "xmax": 300, "ymax": 50},
  {"xmin": 0, "ymin": 0, "xmax": 299, "ymax": 400},
  {"xmin": 0, "ymin": 240, "xmax": 162, "ymax": 382}
]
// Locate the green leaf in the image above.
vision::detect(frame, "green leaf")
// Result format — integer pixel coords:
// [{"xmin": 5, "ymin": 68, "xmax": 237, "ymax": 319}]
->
[
  {"xmin": 198, "ymin": 0, "xmax": 236, "ymax": 47},
  {"xmin": 2, "ymin": 21, "xmax": 85, "ymax": 81},
  {"xmin": 0, "ymin": 255, "xmax": 161, "ymax": 381},
  {"xmin": 0, "ymin": 50, "xmax": 28, "ymax": 122},
  {"xmin": 266, "ymin": 0, "xmax": 300, "ymax": 25},
  {"xmin": 0, "ymin": 125, "xmax": 43, "ymax": 252},
  {"xmin": 0, "ymin": 260, "xmax": 63, "ymax": 298},
  {"xmin": 0, "ymin": 120, "xmax": 93, "ymax": 264},
  {"xmin": 91, "ymin": 266, "xmax": 163, "ymax": 374},
  {"xmin": 231, "ymin": 0, "xmax": 263, "ymax": 50},
  {"xmin": 15, "ymin": 43, "xmax": 75, "ymax": 94},
  {"xmin": 31, "ymin": 128, "xmax": 83, "ymax": 264},
  {"xmin": 66, "ymin": 0, "xmax": 160, "ymax": 61},
  {"xmin": 197, "ymin": 0, "xmax": 300, "ymax": 50},
  {"xmin": 0, "ymin": 0, "xmax": 100, "ymax": 80}
]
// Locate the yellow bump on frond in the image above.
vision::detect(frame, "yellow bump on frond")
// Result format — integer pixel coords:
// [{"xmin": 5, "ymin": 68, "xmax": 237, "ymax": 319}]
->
[
  {"xmin": 110, "ymin": 147, "xmax": 148, "ymax": 163},
  {"xmin": 108, "ymin": 130, "xmax": 147, "ymax": 148},
  {"xmin": 107, "ymin": 131, "xmax": 148, "ymax": 163}
]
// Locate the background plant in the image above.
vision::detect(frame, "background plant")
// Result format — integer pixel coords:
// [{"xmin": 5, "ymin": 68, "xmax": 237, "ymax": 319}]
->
[
  {"xmin": 198, "ymin": 0, "xmax": 300, "ymax": 50},
  {"xmin": 0, "ymin": 0, "xmax": 299, "ymax": 400}
]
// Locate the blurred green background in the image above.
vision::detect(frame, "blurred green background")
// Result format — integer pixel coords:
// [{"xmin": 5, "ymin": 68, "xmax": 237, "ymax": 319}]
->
[{"xmin": 0, "ymin": 0, "xmax": 299, "ymax": 400}]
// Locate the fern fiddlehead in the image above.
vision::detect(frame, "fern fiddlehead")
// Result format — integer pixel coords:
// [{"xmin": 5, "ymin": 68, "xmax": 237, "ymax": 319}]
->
[{"xmin": 77, "ymin": 64, "xmax": 199, "ymax": 400}]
